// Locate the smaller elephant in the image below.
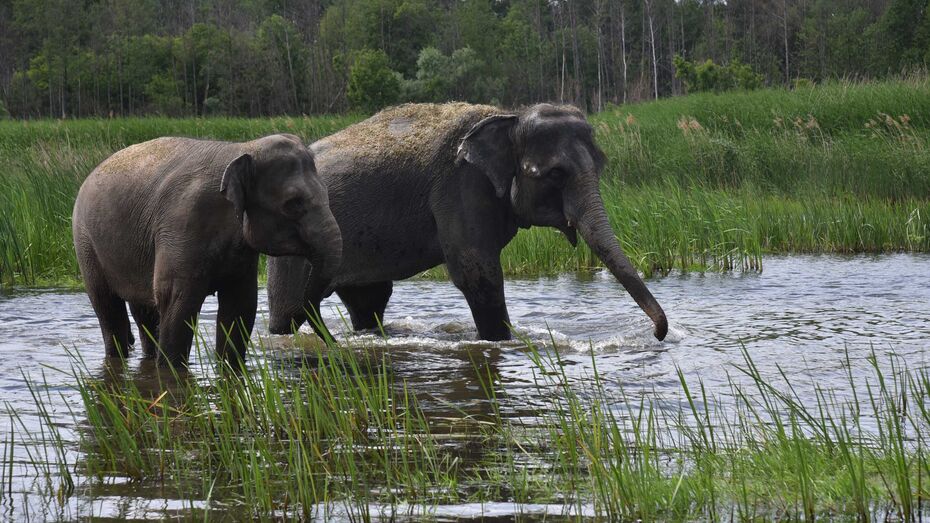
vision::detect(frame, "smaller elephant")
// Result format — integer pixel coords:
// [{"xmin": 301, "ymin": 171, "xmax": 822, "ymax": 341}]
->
[{"xmin": 72, "ymin": 134, "xmax": 342, "ymax": 365}]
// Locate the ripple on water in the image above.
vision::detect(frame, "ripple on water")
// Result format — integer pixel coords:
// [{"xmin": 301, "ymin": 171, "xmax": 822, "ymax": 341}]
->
[{"xmin": 1, "ymin": 254, "xmax": 929, "ymax": 518}]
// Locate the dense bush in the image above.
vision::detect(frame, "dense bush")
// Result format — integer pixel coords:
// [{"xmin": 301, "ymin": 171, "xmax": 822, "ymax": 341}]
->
[
  {"xmin": 402, "ymin": 47, "xmax": 487, "ymax": 103},
  {"xmin": 673, "ymin": 56, "xmax": 765, "ymax": 93},
  {"xmin": 347, "ymin": 49, "xmax": 402, "ymax": 114}
]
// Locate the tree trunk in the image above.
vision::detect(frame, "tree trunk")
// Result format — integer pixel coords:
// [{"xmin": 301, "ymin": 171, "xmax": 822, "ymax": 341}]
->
[
  {"xmin": 620, "ymin": 1, "xmax": 628, "ymax": 103},
  {"xmin": 783, "ymin": 0, "xmax": 790, "ymax": 84},
  {"xmin": 646, "ymin": 0, "xmax": 658, "ymax": 100}
]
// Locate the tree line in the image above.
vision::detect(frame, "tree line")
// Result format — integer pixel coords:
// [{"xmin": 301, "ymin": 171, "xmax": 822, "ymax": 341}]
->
[{"xmin": 1, "ymin": 0, "xmax": 929, "ymax": 119}]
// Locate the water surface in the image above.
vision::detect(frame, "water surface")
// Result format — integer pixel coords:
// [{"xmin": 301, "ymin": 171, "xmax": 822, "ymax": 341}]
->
[{"xmin": 1, "ymin": 254, "xmax": 929, "ymax": 520}]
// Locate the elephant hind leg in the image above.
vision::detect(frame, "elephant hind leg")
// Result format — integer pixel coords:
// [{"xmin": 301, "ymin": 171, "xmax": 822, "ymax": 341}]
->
[
  {"xmin": 85, "ymin": 278, "xmax": 132, "ymax": 358},
  {"xmin": 129, "ymin": 303, "xmax": 160, "ymax": 359},
  {"xmin": 78, "ymin": 245, "xmax": 132, "ymax": 357},
  {"xmin": 336, "ymin": 281, "xmax": 393, "ymax": 331}
]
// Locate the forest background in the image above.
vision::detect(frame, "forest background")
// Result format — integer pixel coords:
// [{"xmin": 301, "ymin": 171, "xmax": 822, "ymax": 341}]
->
[{"xmin": 2, "ymin": 0, "xmax": 930, "ymax": 119}]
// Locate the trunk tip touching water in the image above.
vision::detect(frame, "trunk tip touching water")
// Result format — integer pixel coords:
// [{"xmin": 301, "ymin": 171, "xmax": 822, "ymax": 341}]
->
[
  {"xmin": 649, "ymin": 300, "xmax": 668, "ymax": 341},
  {"xmin": 573, "ymin": 199, "xmax": 668, "ymax": 342}
]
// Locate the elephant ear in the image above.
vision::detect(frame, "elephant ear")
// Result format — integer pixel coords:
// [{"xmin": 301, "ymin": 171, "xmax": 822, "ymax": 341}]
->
[
  {"xmin": 455, "ymin": 114, "xmax": 518, "ymax": 198},
  {"xmin": 220, "ymin": 153, "xmax": 254, "ymax": 223}
]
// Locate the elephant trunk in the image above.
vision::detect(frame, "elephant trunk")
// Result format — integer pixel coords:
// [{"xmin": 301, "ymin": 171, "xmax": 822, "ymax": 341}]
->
[
  {"xmin": 266, "ymin": 255, "xmax": 313, "ymax": 334},
  {"xmin": 267, "ymin": 213, "xmax": 341, "ymax": 335},
  {"xmin": 303, "ymin": 211, "xmax": 342, "ymax": 283},
  {"xmin": 568, "ymin": 183, "xmax": 668, "ymax": 341}
]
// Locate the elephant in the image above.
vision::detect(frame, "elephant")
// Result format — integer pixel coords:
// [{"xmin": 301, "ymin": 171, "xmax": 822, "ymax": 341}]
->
[
  {"xmin": 72, "ymin": 134, "xmax": 342, "ymax": 365},
  {"xmin": 266, "ymin": 103, "xmax": 667, "ymax": 342}
]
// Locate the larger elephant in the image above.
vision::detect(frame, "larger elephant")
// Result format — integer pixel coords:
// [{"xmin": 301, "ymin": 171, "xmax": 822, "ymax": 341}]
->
[
  {"xmin": 267, "ymin": 103, "xmax": 667, "ymax": 342},
  {"xmin": 73, "ymin": 134, "xmax": 342, "ymax": 365}
]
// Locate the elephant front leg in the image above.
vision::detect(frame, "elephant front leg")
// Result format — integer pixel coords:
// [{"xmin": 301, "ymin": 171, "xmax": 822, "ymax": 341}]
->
[
  {"xmin": 155, "ymin": 280, "xmax": 208, "ymax": 367},
  {"xmin": 445, "ymin": 248, "xmax": 511, "ymax": 341},
  {"xmin": 216, "ymin": 280, "xmax": 258, "ymax": 365},
  {"xmin": 129, "ymin": 303, "xmax": 160, "ymax": 359}
]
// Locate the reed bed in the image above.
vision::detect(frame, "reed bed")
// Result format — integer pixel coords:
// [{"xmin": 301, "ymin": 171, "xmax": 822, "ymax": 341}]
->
[
  {"xmin": 10, "ymin": 337, "xmax": 930, "ymax": 520},
  {"xmin": 2, "ymin": 78, "xmax": 930, "ymax": 286}
]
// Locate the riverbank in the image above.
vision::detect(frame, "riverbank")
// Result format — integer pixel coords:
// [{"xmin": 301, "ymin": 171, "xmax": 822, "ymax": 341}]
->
[{"xmin": 2, "ymin": 77, "xmax": 929, "ymax": 286}]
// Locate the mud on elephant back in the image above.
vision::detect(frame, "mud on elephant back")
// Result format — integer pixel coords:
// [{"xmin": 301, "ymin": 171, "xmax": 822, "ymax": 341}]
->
[
  {"xmin": 266, "ymin": 102, "xmax": 667, "ymax": 342},
  {"xmin": 72, "ymin": 134, "xmax": 342, "ymax": 366}
]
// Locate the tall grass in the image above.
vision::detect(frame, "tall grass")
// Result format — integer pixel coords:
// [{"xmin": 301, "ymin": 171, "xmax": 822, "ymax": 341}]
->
[
  {"xmin": 2, "ymin": 77, "xmax": 930, "ymax": 286},
  {"xmin": 503, "ymin": 182, "xmax": 930, "ymax": 276},
  {"xmin": 13, "ymin": 336, "xmax": 928, "ymax": 520},
  {"xmin": 595, "ymin": 74, "xmax": 930, "ymax": 199}
]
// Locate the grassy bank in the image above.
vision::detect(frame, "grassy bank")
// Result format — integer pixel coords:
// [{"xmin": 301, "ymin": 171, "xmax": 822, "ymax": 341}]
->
[
  {"xmin": 11, "ymin": 338, "xmax": 930, "ymax": 520},
  {"xmin": 2, "ymin": 78, "xmax": 930, "ymax": 286}
]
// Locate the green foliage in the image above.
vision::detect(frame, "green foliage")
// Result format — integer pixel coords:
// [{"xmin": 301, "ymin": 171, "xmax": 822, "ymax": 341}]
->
[
  {"xmin": 2, "ymin": 79, "xmax": 930, "ymax": 286},
  {"xmin": 875, "ymin": 0, "xmax": 929, "ymax": 72},
  {"xmin": 347, "ymin": 49, "xmax": 401, "ymax": 112},
  {"xmin": 143, "ymin": 74, "xmax": 183, "ymax": 115},
  {"xmin": 3, "ymin": 0, "xmax": 925, "ymax": 117},
  {"xmin": 673, "ymin": 55, "xmax": 764, "ymax": 93},
  {"xmin": 0, "ymin": 99, "xmax": 8, "ymax": 119},
  {"xmin": 403, "ymin": 46, "xmax": 486, "ymax": 102}
]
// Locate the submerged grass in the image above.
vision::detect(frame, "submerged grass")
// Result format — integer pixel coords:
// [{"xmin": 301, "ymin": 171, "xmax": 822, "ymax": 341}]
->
[
  {"xmin": 2, "ymin": 77, "xmax": 930, "ymax": 286},
  {"xmin": 14, "ymin": 336, "xmax": 930, "ymax": 520}
]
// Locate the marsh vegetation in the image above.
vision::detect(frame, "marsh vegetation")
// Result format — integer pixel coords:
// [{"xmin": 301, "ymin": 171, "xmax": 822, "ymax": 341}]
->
[
  {"xmin": 1, "ymin": 79, "xmax": 929, "ymax": 520},
  {"xmin": 2, "ymin": 78, "xmax": 929, "ymax": 286}
]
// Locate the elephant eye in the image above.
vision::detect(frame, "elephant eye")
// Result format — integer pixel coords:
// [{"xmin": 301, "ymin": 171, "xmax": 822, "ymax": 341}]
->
[{"xmin": 283, "ymin": 196, "xmax": 306, "ymax": 217}]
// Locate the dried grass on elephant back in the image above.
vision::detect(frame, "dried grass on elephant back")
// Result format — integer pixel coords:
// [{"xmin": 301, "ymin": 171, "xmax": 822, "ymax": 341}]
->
[{"xmin": 317, "ymin": 103, "xmax": 502, "ymax": 167}]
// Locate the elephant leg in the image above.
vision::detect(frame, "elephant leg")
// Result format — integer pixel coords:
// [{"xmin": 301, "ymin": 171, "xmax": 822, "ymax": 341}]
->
[
  {"xmin": 87, "ymin": 285, "xmax": 132, "ymax": 358},
  {"xmin": 129, "ymin": 302, "xmax": 160, "ymax": 359},
  {"xmin": 155, "ymin": 278, "xmax": 207, "ymax": 367},
  {"xmin": 80, "ymin": 252, "xmax": 132, "ymax": 357},
  {"xmin": 215, "ymin": 279, "xmax": 257, "ymax": 366},
  {"xmin": 444, "ymin": 249, "xmax": 511, "ymax": 341},
  {"xmin": 336, "ymin": 281, "xmax": 393, "ymax": 331}
]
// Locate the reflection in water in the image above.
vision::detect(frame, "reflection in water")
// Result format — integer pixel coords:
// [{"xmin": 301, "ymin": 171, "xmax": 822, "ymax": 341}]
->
[{"xmin": 1, "ymin": 254, "xmax": 929, "ymax": 519}]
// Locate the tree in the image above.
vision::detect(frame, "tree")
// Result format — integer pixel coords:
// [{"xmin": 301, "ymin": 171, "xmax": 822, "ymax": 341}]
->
[
  {"xmin": 875, "ymin": 0, "xmax": 929, "ymax": 72},
  {"xmin": 347, "ymin": 48, "xmax": 400, "ymax": 112},
  {"xmin": 673, "ymin": 55, "xmax": 764, "ymax": 93}
]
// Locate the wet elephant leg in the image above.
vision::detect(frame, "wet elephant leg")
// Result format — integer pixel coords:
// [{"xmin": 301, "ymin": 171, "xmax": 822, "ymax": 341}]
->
[
  {"xmin": 81, "ymin": 254, "xmax": 132, "ymax": 357},
  {"xmin": 129, "ymin": 303, "xmax": 160, "ymax": 359},
  {"xmin": 444, "ymin": 249, "xmax": 511, "ymax": 341},
  {"xmin": 88, "ymin": 288, "xmax": 132, "ymax": 358},
  {"xmin": 155, "ymin": 277, "xmax": 207, "ymax": 367},
  {"xmin": 215, "ymin": 278, "xmax": 257, "ymax": 366},
  {"xmin": 335, "ymin": 281, "xmax": 393, "ymax": 331}
]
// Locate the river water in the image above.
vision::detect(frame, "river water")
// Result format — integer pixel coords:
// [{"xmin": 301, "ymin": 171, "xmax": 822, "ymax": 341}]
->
[{"xmin": 1, "ymin": 254, "xmax": 929, "ymax": 520}]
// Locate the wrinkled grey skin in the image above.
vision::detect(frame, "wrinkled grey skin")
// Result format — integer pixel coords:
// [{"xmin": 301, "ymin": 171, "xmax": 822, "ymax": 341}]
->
[
  {"xmin": 267, "ymin": 103, "xmax": 667, "ymax": 342},
  {"xmin": 73, "ymin": 134, "xmax": 342, "ymax": 365}
]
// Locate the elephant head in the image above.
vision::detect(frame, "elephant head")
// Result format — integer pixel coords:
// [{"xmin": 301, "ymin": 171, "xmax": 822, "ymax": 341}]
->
[
  {"xmin": 221, "ymin": 134, "xmax": 342, "ymax": 281},
  {"xmin": 456, "ymin": 104, "xmax": 668, "ymax": 341}
]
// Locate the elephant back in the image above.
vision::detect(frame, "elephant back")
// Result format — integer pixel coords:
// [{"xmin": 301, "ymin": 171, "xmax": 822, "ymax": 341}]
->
[{"xmin": 314, "ymin": 103, "xmax": 501, "ymax": 169}]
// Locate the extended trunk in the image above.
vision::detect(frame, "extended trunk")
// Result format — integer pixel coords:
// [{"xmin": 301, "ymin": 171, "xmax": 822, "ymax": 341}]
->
[{"xmin": 570, "ymin": 190, "xmax": 668, "ymax": 341}]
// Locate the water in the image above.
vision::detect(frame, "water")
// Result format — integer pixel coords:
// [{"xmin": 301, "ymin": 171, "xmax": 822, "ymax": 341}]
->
[{"xmin": 1, "ymin": 254, "xmax": 929, "ymax": 520}]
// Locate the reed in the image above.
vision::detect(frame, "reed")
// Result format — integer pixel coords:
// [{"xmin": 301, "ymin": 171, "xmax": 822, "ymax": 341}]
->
[
  {"xmin": 11, "ymin": 336, "xmax": 926, "ymax": 520},
  {"xmin": 2, "ymin": 78, "xmax": 929, "ymax": 286}
]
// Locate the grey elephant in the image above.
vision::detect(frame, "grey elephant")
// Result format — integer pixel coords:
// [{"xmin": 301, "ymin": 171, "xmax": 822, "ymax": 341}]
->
[
  {"xmin": 72, "ymin": 134, "xmax": 342, "ymax": 365},
  {"xmin": 267, "ymin": 103, "xmax": 667, "ymax": 342}
]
